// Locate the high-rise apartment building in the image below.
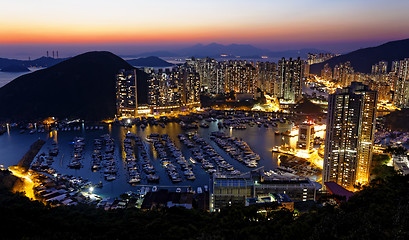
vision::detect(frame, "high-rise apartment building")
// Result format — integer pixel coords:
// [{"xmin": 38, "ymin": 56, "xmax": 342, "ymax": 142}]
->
[
  {"xmin": 181, "ymin": 65, "xmax": 201, "ymax": 104},
  {"xmin": 393, "ymin": 58, "xmax": 409, "ymax": 107},
  {"xmin": 277, "ymin": 57, "xmax": 304, "ymax": 102},
  {"xmin": 321, "ymin": 63, "xmax": 332, "ymax": 81},
  {"xmin": 194, "ymin": 57, "xmax": 217, "ymax": 92},
  {"xmin": 256, "ymin": 61, "xmax": 277, "ymax": 95},
  {"xmin": 333, "ymin": 62, "xmax": 354, "ymax": 87},
  {"xmin": 224, "ymin": 61, "xmax": 257, "ymax": 94},
  {"xmin": 211, "ymin": 63, "xmax": 226, "ymax": 95},
  {"xmin": 116, "ymin": 69, "xmax": 137, "ymax": 117},
  {"xmin": 148, "ymin": 68, "xmax": 182, "ymax": 108},
  {"xmin": 371, "ymin": 61, "xmax": 388, "ymax": 75},
  {"xmin": 323, "ymin": 82, "xmax": 377, "ymax": 190}
]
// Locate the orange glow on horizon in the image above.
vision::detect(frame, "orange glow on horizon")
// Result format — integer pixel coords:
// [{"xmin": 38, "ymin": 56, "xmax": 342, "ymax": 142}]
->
[{"xmin": 1, "ymin": 19, "xmax": 408, "ymax": 45}]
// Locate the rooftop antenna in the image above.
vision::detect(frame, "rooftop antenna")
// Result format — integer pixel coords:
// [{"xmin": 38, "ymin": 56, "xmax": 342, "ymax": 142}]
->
[
  {"xmin": 47, "ymin": 51, "xmax": 49, "ymax": 57},
  {"xmin": 52, "ymin": 51, "xmax": 55, "ymax": 58},
  {"xmin": 56, "ymin": 51, "xmax": 59, "ymax": 58}
]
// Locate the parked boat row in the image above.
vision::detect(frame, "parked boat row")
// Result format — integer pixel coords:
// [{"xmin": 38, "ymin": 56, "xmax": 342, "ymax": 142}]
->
[
  {"xmin": 123, "ymin": 135, "xmax": 142, "ymax": 184},
  {"xmin": 147, "ymin": 133, "xmax": 183, "ymax": 183},
  {"xmin": 180, "ymin": 121, "xmax": 199, "ymax": 130},
  {"xmin": 91, "ymin": 138, "xmax": 103, "ymax": 171},
  {"xmin": 101, "ymin": 134, "xmax": 117, "ymax": 181},
  {"xmin": 210, "ymin": 131, "xmax": 260, "ymax": 168},
  {"xmin": 219, "ymin": 115, "xmax": 283, "ymax": 129},
  {"xmin": 68, "ymin": 137, "xmax": 85, "ymax": 169},
  {"xmin": 49, "ymin": 140, "xmax": 59, "ymax": 156},
  {"xmin": 161, "ymin": 134, "xmax": 196, "ymax": 181},
  {"xmin": 179, "ymin": 133, "xmax": 241, "ymax": 175}
]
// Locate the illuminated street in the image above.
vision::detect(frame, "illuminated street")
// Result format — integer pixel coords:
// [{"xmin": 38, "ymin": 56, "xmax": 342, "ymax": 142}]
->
[{"xmin": 8, "ymin": 166, "xmax": 37, "ymax": 200}]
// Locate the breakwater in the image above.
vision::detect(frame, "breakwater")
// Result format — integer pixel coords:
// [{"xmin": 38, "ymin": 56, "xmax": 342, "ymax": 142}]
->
[{"xmin": 17, "ymin": 139, "xmax": 46, "ymax": 170}]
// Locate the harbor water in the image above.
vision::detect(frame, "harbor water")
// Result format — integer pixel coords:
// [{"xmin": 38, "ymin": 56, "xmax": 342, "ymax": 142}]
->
[{"xmin": 0, "ymin": 120, "xmax": 295, "ymax": 198}]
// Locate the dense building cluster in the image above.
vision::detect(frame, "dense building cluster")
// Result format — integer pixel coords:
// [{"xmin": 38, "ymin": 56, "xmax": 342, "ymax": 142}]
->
[
  {"xmin": 319, "ymin": 58, "xmax": 409, "ymax": 105},
  {"xmin": 183, "ymin": 57, "xmax": 306, "ymax": 102},
  {"xmin": 115, "ymin": 57, "xmax": 307, "ymax": 116},
  {"xmin": 393, "ymin": 58, "xmax": 409, "ymax": 107},
  {"xmin": 307, "ymin": 52, "xmax": 338, "ymax": 65}
]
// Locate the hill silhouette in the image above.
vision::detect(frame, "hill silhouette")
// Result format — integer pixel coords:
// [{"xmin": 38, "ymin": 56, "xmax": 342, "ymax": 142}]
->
[
  {"xmin": 310, "ymin": 38, "xmax": 409, "ymax": 74},
  {"xmin": 127, "ymin": 56, "xmax": 173, "ymax": 67},
  {"xmin": 0, "ymin": 51, "xmax": 149, "ymax": 121}
]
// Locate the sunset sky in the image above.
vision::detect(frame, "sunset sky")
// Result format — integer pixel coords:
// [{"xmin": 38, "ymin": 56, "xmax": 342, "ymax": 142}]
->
[{"xmin": 1, "ymin": 0, "xmax": 409, "ymax": 58}]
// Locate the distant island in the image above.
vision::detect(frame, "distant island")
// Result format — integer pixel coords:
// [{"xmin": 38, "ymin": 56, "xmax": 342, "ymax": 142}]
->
[
  {"xmin": 0, "ymin": 65, "xmax": 30, "ymax": 72},
  {"xmin": 0, "ymin": 56, "xmax": 66, "ymax": 69}
]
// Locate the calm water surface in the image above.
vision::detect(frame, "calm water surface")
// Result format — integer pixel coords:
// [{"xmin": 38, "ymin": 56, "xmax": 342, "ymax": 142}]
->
[{"xmin": 0, "ymin": 67, "xmax": 44, "ymax": 88}]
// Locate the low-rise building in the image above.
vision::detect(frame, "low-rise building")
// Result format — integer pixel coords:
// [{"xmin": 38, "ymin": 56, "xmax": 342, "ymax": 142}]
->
[{"xmin": 210, "ymin": 169, "xmax": 317, "ymax": 212}]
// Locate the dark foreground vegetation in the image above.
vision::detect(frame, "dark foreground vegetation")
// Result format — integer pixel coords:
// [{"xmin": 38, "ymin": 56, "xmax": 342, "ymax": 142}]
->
[
  {"xmin": 385, "ymin": 108, "xmax": 409, "ymax": 132},
  {"xmin": 0, "ymin": 172, "xmax": 409, "ymax": 240}
]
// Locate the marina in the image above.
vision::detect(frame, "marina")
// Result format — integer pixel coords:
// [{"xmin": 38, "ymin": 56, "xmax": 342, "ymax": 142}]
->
[{"xmin": 0, "ymin": 111, "xmax": 320, "ymax": 199}]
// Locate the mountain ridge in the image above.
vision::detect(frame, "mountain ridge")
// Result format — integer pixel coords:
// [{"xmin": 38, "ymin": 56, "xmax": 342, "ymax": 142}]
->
[
  {"xmin": 134, "ymin": 43, "xmax": 329, "ymax": 59},
  {"xmin": 310, "ymin": 38, "xmax": 409, "ymax": 74}
]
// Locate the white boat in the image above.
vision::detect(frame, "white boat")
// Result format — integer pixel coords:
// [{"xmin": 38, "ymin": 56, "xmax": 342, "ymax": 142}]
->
[{"xmin": 105, "ymin": 175, "xmax": 116, "ymax": 181}]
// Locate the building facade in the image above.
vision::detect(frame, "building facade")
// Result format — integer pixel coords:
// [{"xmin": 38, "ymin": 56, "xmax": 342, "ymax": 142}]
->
[
  {"xmin": 277, "ymin": 57, "xmax": 304, "ymax": 103},
  {"xmin": 210, "ymin": 170, "xmax": 316, "ymax": 211},
  {"xmin": 116, "ymin": 69, "xmax": 137, "ymax": 117},
  {"xmin": 393, "ymin": 58, "xmax": 409, "ymax": 107},
  {"xmin": 297, "ymin": 123, "xmax": 315, "ymax": 151},
  {"xmin": 323, "ymin": 82, "xmax": 377, "ymax": 190}
]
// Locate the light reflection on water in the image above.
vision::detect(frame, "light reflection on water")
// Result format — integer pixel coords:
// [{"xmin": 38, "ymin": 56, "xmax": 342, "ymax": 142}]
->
[{"xmin": 0, "ymin": 121, "xmax": 294, "ymax": 198}]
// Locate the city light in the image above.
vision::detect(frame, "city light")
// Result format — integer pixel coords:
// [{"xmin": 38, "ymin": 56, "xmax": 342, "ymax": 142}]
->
[{"xmin": 8, "ymin": 166, "xmax": 37, "ymax": 200}]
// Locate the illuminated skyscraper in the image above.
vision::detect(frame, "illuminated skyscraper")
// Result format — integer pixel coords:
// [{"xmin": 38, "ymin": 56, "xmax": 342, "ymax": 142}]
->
[
  {"xmin": 224, "ymin": 60, "xmax": 257, "ymax": 94},
  {"xmin": 277, "ymin": 57, "xmax": 304, "ymax": 102},
  {"xmin": 371, "ymin": 61, "xmax": 388, "ymax": 75},
  {"xmin": 148, "ymin": 68, "xmax": 182, "ymax": 108},
  {"xmin": 323, "ymin": 82, "xmax": 377, "ymax": 190},
  {"xmin": 181, "ymin": 65, "xmax": 201, "ymax": 104},
  {"xmin": 212, "ymin": 62, "xmax": 226, "ymax": 94},
  {"xmin": 393, "ymin": 58, "xmax": 409, "ymax": 107},
  {"xmin": 256, "ymin": 61, "xmax": 277, "ymax": 95},
  {"xmin": 321, "ymin": 63, "xmax": 332, "ymax": 81},
  {"xmin": 116, "ymin": 69, "xmax": 137, "ymax": 117},
  {"xmin": 333, "ymin": 62, "xmax": 354, "ymax": 87}
]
